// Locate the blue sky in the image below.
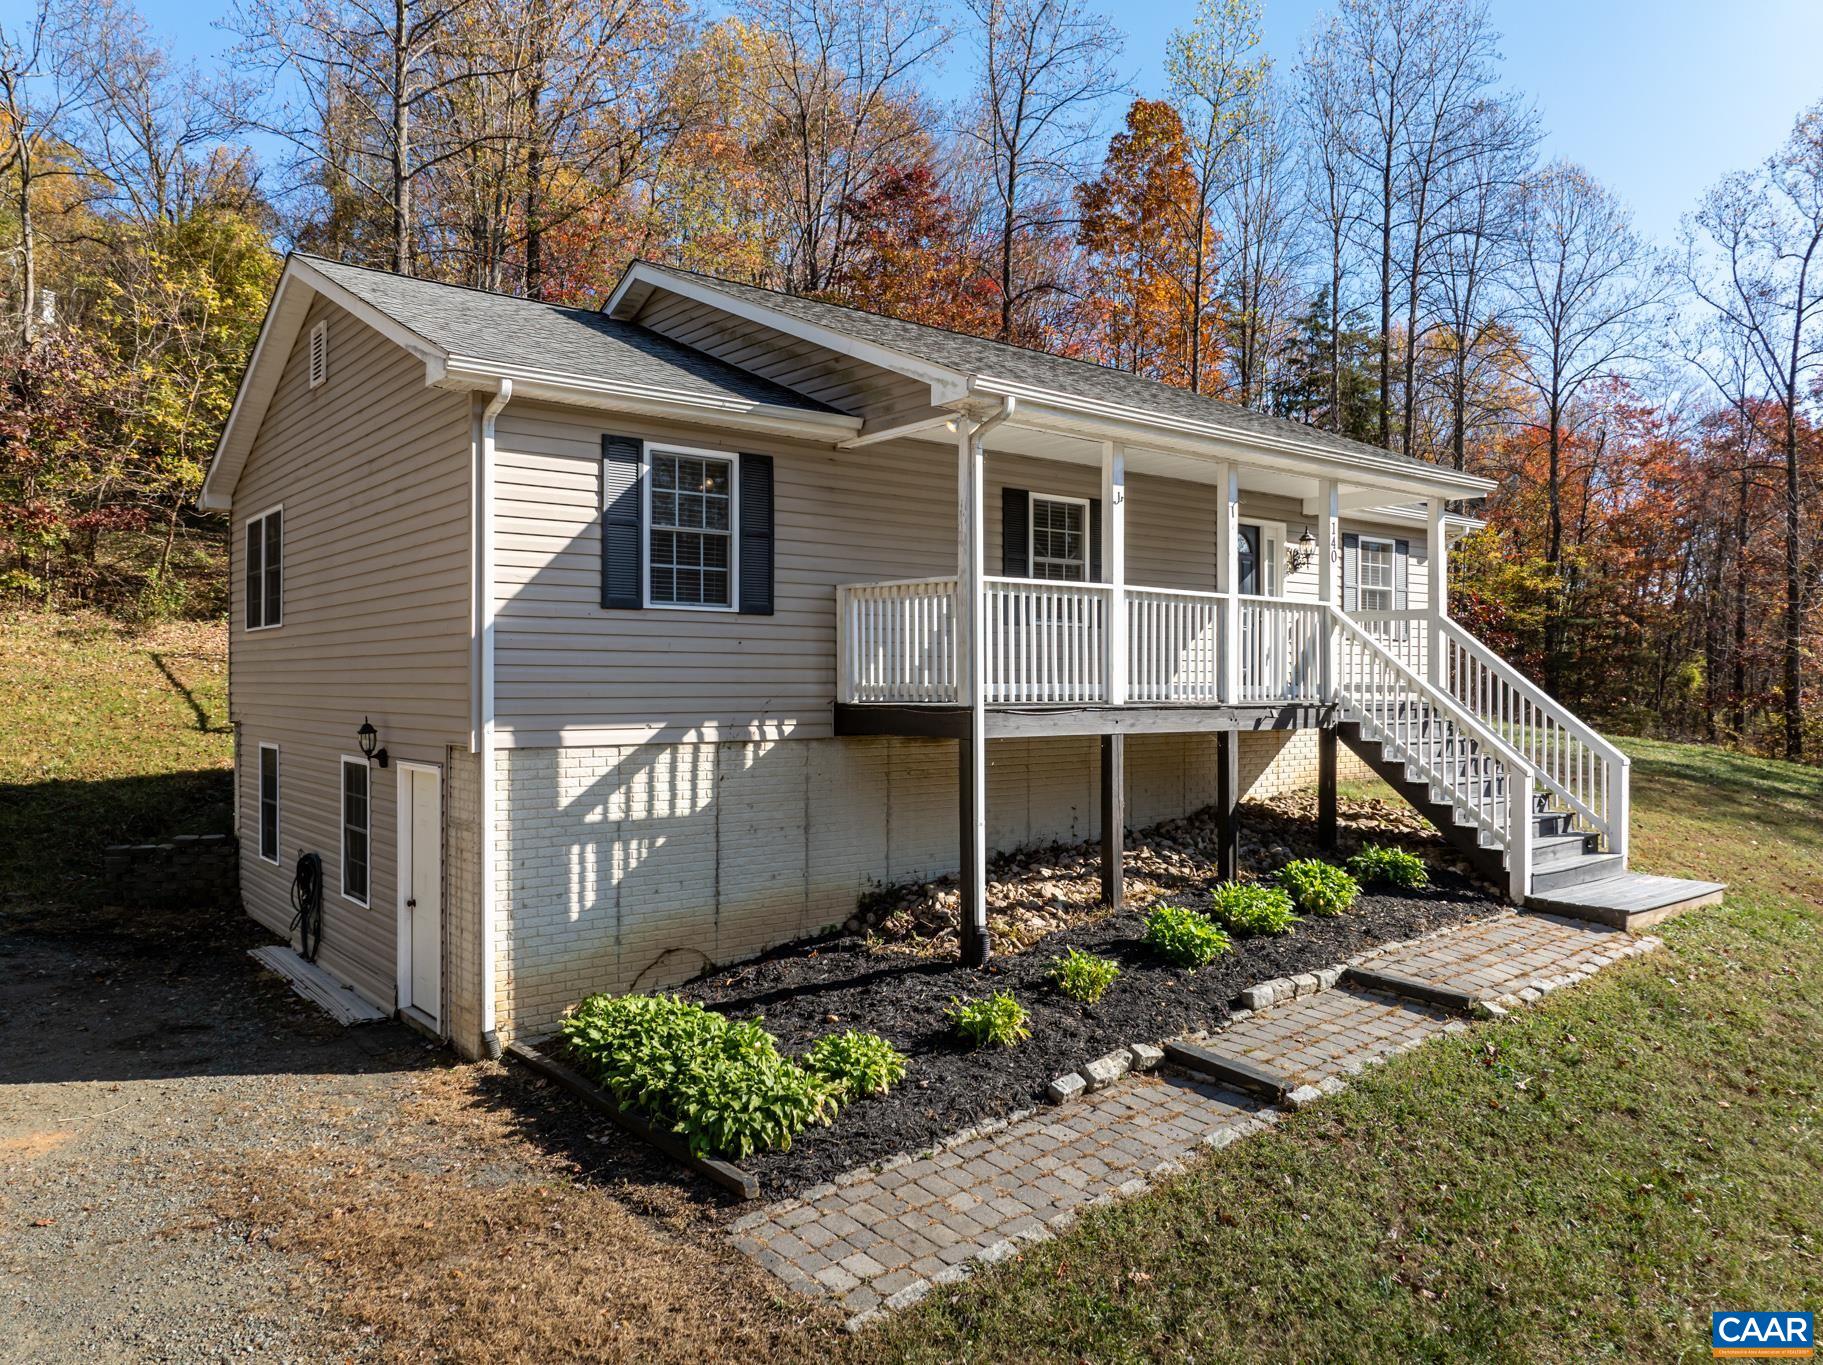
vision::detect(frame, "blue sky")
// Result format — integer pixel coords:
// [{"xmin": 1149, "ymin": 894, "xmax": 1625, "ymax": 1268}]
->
[{"xmin": 134, "ymin": 0, "xmax": 1823, "ymax": 248}]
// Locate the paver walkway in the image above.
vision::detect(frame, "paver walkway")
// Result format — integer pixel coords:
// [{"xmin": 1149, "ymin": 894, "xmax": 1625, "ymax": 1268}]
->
[{"xmin": 731, "ymin": 910, "xmax": 1664, "ymax": 1329}]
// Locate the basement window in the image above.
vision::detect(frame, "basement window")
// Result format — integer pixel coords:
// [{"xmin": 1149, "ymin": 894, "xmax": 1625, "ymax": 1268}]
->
[
  {"xmin": 244, "ymin": 507, "xmax": 282, "ymax": 630},
  {"xmin": 341, "ymin": 756, "xmax": 369, "ymax": 906}
]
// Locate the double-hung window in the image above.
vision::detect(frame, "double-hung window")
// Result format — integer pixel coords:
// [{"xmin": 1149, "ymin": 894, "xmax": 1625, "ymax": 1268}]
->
[
  {"xmin": 257, "ymin": 743, "xmax": 280, "ymax": 864},
  {"xmin": 341, "ymin": 757, "xmax": 370, "ymax": 906},
  {"xmin": 1028, "ymin": 494, "xmax": 1088, "ymax": 582},
  {"xmin": 245, "ymin": 508, "xmax": 283, "ymax": 630},
  {"xmin": 1358, "ymin": 536, "xmax": 1395, "ymax": 612},
  {"xmin": 647, "ymin": 448, "xmax": 735, "ymax": 609}
]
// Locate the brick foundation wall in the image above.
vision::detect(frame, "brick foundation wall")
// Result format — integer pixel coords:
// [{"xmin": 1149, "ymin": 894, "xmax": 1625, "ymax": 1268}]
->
[{"xmin": 491, "ymin": 729, "xmax": 1367, "ymax": 1039}]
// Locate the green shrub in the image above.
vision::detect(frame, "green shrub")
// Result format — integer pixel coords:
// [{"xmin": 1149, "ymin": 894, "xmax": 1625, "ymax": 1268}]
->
[
  {"xmin": 948, "ymin": 991, "xmax": 1030, "ymax": 1048},
  {"xmin": 802, "ymin": 1030, "xmax": 908, "ymax": 1098},
  {"xmin": 1275, "ymin": 859, "xmax": 1361, "ymax": 917},
  {"xmin": 1049, "ymin": 948, "xmax": 1121, "ymax": 1004},
  {"xmin": 1144, "ymin": 904, "xmax": 1234, "ymax": 969},
  {"xmin": 1347, "ymin": 843, "xmax": 1430, "ymax": 890},
  {"xmin": 1207, "ymin": 881, "xmax": 1299, "ymax": 936},
  {"xmin": 560, "ymin": 993, "xmax": 837, "ymax": 1159}
]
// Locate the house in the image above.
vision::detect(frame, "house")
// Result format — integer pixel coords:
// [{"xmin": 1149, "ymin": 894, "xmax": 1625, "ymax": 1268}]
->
[{"xmin": 200, "ymin": 253, "xmax": 1701, "ymax": 1061}]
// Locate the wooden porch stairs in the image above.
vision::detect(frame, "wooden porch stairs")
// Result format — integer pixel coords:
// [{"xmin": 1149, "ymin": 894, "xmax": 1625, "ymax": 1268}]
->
[{"xmin": 1337, "ymin": 715, "xmax": 1724, "ymax": 931}]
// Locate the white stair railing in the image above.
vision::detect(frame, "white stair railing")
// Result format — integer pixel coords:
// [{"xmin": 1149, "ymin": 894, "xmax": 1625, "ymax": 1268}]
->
[
  {"xmin": 1353, "ymin": 609, "xmax": 1429, "ymax": 677},
  {"xmin": 1437, "ymin": 618, "xmax": 1629, "ymax": 862},
  {"xmin": 1330, "ymin": 607, "xmax": 1534, "ymax": 901}
]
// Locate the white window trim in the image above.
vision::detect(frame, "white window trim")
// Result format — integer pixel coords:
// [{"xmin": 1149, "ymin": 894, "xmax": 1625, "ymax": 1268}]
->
[
  {"xmin": 308, "ymin": 319, "xmax": 328, "ymax": 388},
  {"xmin": 641, "ymin": 442, "xmax": 740, "ymax": 612},
  {"xmin": 1027, "ymin": 491, "xmax": 1091, "ymax": 582},
  {"xmin": 257, "ymin": 741, "xmax": 280, "ymax": 865},
  {"xmin": 244, "ymin": 503, "xmax": 284, "ymax": 632},
  {"xmin": 1238, "ymin": 518, "xmax": 1285, "ymax": 598},
  {"xmin": 339, "ymin": 754, "xmax": 371, "ymax": 908},
  {"xmin": 1357, "ymin": 534, "xmax": 1397, "ymax": 611}
]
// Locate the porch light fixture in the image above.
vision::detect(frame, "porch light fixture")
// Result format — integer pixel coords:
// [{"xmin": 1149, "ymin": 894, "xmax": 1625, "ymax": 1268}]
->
[
  {"xmin": 357, "ymin": 717, "xmax": 390, "ymax": 768},
  {"xmin": 1287, "ymin": 527, "xmax": 1319, "ymax": 574}
]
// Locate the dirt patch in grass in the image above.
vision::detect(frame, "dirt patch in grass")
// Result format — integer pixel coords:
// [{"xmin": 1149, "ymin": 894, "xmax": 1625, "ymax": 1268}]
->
[
  {"xmin": 664, "ymin": 861, "xmax": 1496, "ymax": 1196},
  {"xmin": 214, "ymin": 1067, "xmax": 841, "ymax": 1364}
]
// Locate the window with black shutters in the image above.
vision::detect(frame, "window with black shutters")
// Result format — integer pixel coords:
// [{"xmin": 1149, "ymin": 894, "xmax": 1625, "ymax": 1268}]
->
[
  {"xmin": 258, "ymin": 743, "xmax": 279, "ymax": 864},
  {"xmin": 244, "ymin": 508, "xmax": 283, "ymax": 630},
  {"xmin": 647, "ymin": 448, "xmax": 735, "ymax": 608},
  {"xmin": 1029, "ymin": 494, "xmax": 1088, "ymax": 581},
  {"xmin": 341, "ymin": 757, "xmax": 369, "ymax": 905}
]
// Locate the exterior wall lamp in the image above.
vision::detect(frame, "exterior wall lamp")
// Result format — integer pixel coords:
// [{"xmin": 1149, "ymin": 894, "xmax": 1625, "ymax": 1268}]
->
[
  {"xmin": 357, "ymin": 717, "xmax": 390, "ymax": 768},
  {"xmin": 1286, "ymin": 527, "xmax": 1319, "ymax": 574}
]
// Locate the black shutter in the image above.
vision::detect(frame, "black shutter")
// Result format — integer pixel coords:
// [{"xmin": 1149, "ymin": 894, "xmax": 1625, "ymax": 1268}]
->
[
  {"xmin": 1341, "ymin": 531, "xmax": 1359, "ymax": 613},
  {"xmin": 1089, "ymin": 498, "xmax": 1103, "ymax": 582},
  {"xmin": 1002, "ymin": 487, "xmax": 1029, "ymax": 576},
  {"xmin": 600, "ymin": 435, "xmax": 643, "ymax": 609},
  {"xmin": 738, "ymin": 452, "xmax": 774, "ymax": 615},
  {"xmin": 1393, "ymin": 538, "xmax": 1410, "ymax": 611}
]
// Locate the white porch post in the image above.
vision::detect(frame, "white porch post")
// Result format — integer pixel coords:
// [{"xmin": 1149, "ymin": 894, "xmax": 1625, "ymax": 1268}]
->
[
  {"xmin": 1101, "ymin": 441, "xmax": 1127, "ymax": 705},
  {"xmin": 1317, "ymin": 478, "xmax": 1340, "ymax": 699},
  {"xmin": 1427, "ymin": 496, "xmax": 1449, "ymax": 688},
  {"xmin": 1216, "ymin": 462, "xmax": 1239, "ymax": 703},
  {"xmin": 957, "ymin": 416, "xmax": 989, "ymax": 966}
]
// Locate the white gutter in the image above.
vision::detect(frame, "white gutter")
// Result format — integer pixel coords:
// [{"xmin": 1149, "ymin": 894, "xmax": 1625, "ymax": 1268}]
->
[{"xmin": 476, "ymin": 378, "xmax": 512, "ymax": 1059}]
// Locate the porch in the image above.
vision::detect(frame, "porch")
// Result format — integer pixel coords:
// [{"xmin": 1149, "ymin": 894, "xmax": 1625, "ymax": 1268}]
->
[{"xmin": 826, "ymin": 424, "xmax": 1636, "ymax": 965}]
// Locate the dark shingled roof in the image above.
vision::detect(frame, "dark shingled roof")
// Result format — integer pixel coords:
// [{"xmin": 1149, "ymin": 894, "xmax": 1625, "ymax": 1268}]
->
[
  {"xmin": 635, "ymin": 261, "xmax": 1459, "ymax": 478},
  {"xmin": 300, "ymin": 254, "xmax": 839, "ymax": 414}
]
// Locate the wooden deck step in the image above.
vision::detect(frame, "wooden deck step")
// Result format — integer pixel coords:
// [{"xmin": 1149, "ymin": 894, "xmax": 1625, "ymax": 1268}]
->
[{"xmin": 1526, "ymin": 873, "xmax": 1725, "ymax": 931}]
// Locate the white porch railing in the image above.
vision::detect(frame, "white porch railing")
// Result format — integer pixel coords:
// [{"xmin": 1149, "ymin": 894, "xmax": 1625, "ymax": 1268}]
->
[
  {"xmin": 1355, "ymin": 608, "xmax": 1429, "ymax": 677},
  {"xmin": 1236, "ymin": 597, "xmax": 1328, "ymax": 703},
  {"xmin": 837, "ymin": 578, "xmax": 958, "ymax": 702},
  {"xmin": 983, "ymin": 577, "xmax": 1111, "ymax": 704},
  {"xmin": 1127, "ymin": 587, "xmax": 1225, "ymax": 703}
]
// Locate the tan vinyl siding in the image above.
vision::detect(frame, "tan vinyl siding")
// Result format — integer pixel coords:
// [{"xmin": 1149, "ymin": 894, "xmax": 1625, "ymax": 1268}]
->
[
  {"xmin": 229, "ymin": 293, "xmax": 472, "ymax": 1009},
  {"xmin": 492, "ymin": 404, "xmax": 1437, "ymax": 745}
]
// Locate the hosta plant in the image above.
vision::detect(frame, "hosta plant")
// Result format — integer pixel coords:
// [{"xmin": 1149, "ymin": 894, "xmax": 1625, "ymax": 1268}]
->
[
  {"xmin": 948, "ymin": 991, "xmax": 1030, "ymax": 1048},
  {"xmin": 1207, "ymin": 881, "xmax": 1299, "ymax": 936},
  {"xmin": 803, "ymin": 1030, "xmax": 908, "ymax": 1098},
  {"xmin": 1348, "ymin": 843, "xmax": 1430, "ymax": 890},
  {"xmin": 1144, "ymin": 904, "xmax": 1233, "ymax": 969},
  {"xmin": 1049, "ymin": 947, "xmax": 1121, "ymax": 1004},
  {"xmin": 1275, "ymin": 859, "xmax": 1360, "ymax": 917},
  {"xmin": 560, "ymin": 993, "xmax": 836, "ymax": 1160}
]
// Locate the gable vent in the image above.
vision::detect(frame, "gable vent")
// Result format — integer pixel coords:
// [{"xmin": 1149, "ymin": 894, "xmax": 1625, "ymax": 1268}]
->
[{"xmin": 308, "ymin": 320, "xmax": 328, "ymax": 388}]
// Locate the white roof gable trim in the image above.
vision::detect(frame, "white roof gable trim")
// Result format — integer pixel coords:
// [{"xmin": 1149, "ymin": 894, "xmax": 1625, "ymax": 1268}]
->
[{"xmin": 199, "ymin": 257, "xmax": 863, "ymax": 512}]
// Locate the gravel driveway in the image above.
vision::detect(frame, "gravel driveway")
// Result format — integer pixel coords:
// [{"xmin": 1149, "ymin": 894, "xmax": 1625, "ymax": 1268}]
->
[{"xmin": 0, "ymin": 901, "xmax": 829, "ymax": 1363}]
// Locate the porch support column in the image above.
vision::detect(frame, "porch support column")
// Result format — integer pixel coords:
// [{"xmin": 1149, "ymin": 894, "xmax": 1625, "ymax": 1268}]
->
[
  {"xmin": 1216, "ymin": 462, "xmax": 1240, "ymax": 704},
  {"xmin": 1216, "ymin": 730, "xmax": 1240, "ymax": 882},
  {"xmin": 1427, "ymin": 496, "xmax": 1449, "ymax": 687},
  {"xmin": 1100, "ymin": 734, "xmax": 1124, "ymax": 906},
  {"xmin": 1101, "ymin": 441, "xmax": 1127, "ymax": 705},
  {"xmin": 1316, "ymin": 478, "xmax": 1341, "ymax": 699},
  {"xmin": 957, "ymin": 415, "xmax": 990, "ymax": 967},
  {"xmin": 1317, "ymin": 726, "xmax": 1339, "ymax": 850}
]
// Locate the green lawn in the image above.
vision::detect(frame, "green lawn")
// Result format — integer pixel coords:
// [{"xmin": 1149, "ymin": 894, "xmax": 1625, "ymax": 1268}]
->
[
  {"xmin": 865, "ymin": 738, "xmax": 1823, "ymax": 1363},
  {"xmin": 0, "ymin": 611, "xmax": 232, "ymax": 909}
]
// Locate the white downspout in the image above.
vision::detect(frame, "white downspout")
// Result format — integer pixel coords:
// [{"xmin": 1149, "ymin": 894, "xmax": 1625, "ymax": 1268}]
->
[{"xmin": 476, "ymin": 378, "xmax": 512, "ymax": 1059}]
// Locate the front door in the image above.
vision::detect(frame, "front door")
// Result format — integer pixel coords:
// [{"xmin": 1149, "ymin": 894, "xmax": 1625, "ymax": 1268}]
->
[
  {"xmin": 1238, "ymin": 520, "xmax": 1285, "ymax": 596},
  {"xmin": 398, "ymin": 764, "xmax": 442, "ymax": 1026}
]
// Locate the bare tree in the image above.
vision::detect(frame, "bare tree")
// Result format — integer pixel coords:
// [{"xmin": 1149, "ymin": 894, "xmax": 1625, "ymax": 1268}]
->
[
  {"xmin": 1163, "ymin": 0, "xmax": 1266, "ymax": 394},
  {"xmin": 1217, "ymin": 78, "xmax": 1300, "ymax": 406},
  {"xmin": 1684, "ymin": 100, "xmax": 1823, "ymax": 760},
  {"xmin": 1507, "ymin": 162, "xmax": 1667, "ymax": 687},
  {"xmin": 228, "ymin": 0, "xmax": 501, "ymax": 274},
  {"xmin": 1296, "ymin": 22, "xmax": 1361, "ymax": 434},
  {"xmin": 0, "ymin": 0, "xmax": 100, "ymax": 341},
  {"xmin": 957, "ymin": 0, "xmax": 1122, "ymax": 342}
]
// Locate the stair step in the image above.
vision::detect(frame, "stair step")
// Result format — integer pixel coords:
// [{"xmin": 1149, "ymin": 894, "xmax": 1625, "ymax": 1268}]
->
[
  {"xmin": 1529, "ymin": 851, "xmax": 1626, "ymax": 893},
  {"xmin": 1533, "ymin": 810, "xmax": 1576, "ymax": 837},
  {"xmin": 1526, "ymin": 872, "xmax": 1726, "ymax": 930},
  {"xmin": 1531, "ymin": 832, "xmax": 1598, "ymax": 866}
]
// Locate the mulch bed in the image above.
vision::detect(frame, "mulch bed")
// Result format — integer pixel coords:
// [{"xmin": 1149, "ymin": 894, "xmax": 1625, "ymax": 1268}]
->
[{"xmin": 649, "ymin": 799, "xmax": 1501, "ymax": 1196}]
